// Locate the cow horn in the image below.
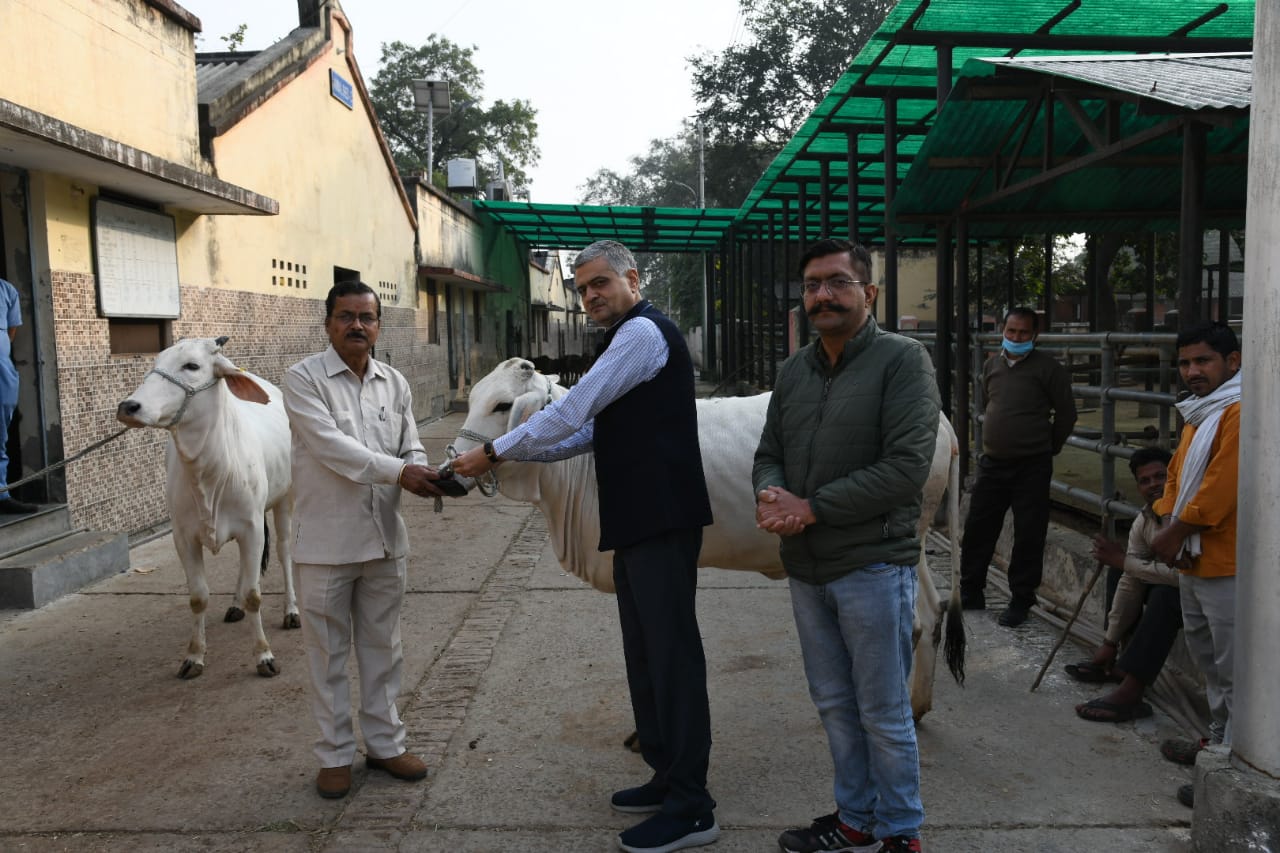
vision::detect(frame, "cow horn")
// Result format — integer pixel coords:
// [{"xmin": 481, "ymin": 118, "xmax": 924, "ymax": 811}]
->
[{"xmin": 214, "ymin": 335, "xmax": 230, "ymax": 348}]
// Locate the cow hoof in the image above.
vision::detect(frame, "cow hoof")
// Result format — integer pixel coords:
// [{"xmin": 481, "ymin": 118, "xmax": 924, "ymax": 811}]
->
[
  {"xmin": 282, "ymin": 612, "xmax": 301, "ymax": 630},
  {"xmin": 178, "ymin": 659, "xmax": 205, "ymax": 679},
  {"xmin": 224, "ymin": 606, "xmax": 245, "ymax": 623},
  {"xmin": 257, "ymin": 657, "xmax": 280, "ymax": 678}
]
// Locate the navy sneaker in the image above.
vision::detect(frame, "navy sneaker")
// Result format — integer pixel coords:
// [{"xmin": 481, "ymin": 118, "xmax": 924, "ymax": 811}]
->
[
  {"xmin": 611, "ymin": 780, "xmax": 668, "ymax": 814},
  {"xmin": 778, "ymin": 813, "xmax": 882, "ymax": 852},
  {"xmin": 618, "ymin": 811, "xmax": 719, "ymax": 853}
]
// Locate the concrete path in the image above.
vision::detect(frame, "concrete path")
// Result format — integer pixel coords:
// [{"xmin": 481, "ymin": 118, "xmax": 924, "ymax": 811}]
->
[{"xmin": 0, "ymin": 412, "xmax": 1196, "ymax": 852}]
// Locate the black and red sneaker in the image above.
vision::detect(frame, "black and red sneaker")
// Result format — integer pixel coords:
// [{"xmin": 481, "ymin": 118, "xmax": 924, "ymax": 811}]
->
[
  {"xmin": 778, "ymin": 812, "xmax": 882, "ymax": 852},
  {"xmin": 881, "ymin": 836, "xmax": 923, "ymax": 852}
]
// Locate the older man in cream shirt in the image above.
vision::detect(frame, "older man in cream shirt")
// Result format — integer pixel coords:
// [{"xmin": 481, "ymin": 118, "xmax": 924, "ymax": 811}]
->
[{"xmin": 284, "ymin": 281, "xmax": 445, "ymax": 800}]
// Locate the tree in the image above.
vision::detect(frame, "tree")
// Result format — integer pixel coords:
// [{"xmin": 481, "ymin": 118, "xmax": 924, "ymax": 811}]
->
[
  {"xmin": 690, "ymin": 0, "xmax": 895, "ymax": 152},
  {"xmin": 368, "ymin": 36, "xmax": 540, "ymax": 192},
  {"xmin": 579, "ymin": 125, "xmax": 716, "ymax": 331},
  {"xmin": 220, "ymin": 24, "xmax": 248, "ymax": 53}
]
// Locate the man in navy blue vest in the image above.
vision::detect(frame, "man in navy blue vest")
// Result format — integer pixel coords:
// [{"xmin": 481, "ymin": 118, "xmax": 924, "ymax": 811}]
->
[{"xmin": 452, "ymin": 240, "xmax": 718, "ymax": 853}]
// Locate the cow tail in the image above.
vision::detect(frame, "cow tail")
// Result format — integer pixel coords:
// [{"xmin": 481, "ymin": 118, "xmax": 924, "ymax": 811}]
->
[
  {"xmin": 260, "ymin": 514, "xmax": 270, "ymax": 576},
  {"xmin": 942, "ymin": 443, "xmax": 966, "ymax": 686}
]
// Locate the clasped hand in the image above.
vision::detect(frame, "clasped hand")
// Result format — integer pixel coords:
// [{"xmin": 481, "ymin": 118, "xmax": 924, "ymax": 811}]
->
[
  {"xmin": 756, "ymin": 486, "xmax": 814, "ymax": 537},
  {"xmin": 399, "ymin": 463, "xmax": 447, "ymax": 499}
]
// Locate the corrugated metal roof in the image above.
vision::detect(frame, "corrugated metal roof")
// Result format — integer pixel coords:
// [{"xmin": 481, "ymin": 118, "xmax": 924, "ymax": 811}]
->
[
  {"xmin": 472, "ymin": 0, "xmax": 1253, "ymax": 251},
  {"xmin": 890, "ymin": 51, "xmax": 1252, "ymax": 238},
  {"xmin": 730, "ymin": 0, "xmax": 1253, "ymax": 245},
  {"xmin": 984, "ymin": 53, "xmax": 1252, "ymax": 110},
  {"xmin": 472, "ymin": 202, "xmax": 739, "ymax": 252},
  {"xmin": 194, "ymin": 52, "xmax": 257, "ymax": 98}
]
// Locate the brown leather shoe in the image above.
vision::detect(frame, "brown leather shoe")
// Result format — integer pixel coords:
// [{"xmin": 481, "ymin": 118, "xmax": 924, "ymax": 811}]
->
[
  {"xmin": 366, "ymin": 751, "xmax": 427, "ymax": 781},
  {"xmin": 316, "ymin": 765, "xmax": 351, "ymax": 799}
]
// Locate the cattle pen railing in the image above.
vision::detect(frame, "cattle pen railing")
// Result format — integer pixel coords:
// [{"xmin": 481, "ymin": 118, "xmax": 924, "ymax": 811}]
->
[{"xmin": 907, "ymin": 330, "xmax": 1183, "ymax": 532}]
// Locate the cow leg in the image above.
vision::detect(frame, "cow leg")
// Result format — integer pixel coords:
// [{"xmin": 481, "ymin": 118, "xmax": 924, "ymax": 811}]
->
[
  {"xmin": 235, "ymin": 526, "xmax": 279, "ymax": 678},
  {"xmin": 909, "ymin": 543, "xmax": 944, "ymax": 722},
  {"xmin": 175, "ymin": 535, "xmax": 209, "ymax": 679},
  {"xmin": 273, "ymin": 500, "xmax": 300, "ymax": 629}
]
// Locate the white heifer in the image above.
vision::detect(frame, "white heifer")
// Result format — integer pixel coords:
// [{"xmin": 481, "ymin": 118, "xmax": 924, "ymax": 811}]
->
[
  {"xmin": 117, "ymin": 337, "xmax": 298, "ymax": 679},
  {"xmin": 450, "ymin": 358, "xmax": 965, "ymax": 721}
]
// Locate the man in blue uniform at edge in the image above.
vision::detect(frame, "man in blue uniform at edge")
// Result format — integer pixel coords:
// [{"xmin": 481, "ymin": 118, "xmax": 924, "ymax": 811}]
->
[
  {"xmin": 754, "ymin": 238, "xmax": 937, "ymax": 853},
  {"xmin": 452, "ymin": 240, "xmax": 718, "ymax": 853},
  {"xmin": 1, "ymin": 276, "xmax": 35, "ymax": 514}
]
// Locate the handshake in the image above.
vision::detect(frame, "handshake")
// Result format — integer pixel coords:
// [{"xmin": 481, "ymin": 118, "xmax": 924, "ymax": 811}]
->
[{"xmin": 398, "ymin": 463, "xmax": 470, "ymax": 499}]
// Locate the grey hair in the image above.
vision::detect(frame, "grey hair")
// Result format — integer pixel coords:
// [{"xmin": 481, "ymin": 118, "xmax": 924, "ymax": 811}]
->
[{"xmin": 574, "ymin": 240, "xmax": 636, "ymax": 277}]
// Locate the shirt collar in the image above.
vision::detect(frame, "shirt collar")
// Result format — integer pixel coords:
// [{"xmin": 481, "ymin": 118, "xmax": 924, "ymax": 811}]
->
[{"xmin": 322, "ymin": 345, "xmax": 385, "ymax": 381}]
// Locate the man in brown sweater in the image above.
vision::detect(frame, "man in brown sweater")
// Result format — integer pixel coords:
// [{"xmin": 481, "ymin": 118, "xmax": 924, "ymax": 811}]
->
[{"xmin": 960, "ymin": 307, "xmax": 1077, "ymax": 627}]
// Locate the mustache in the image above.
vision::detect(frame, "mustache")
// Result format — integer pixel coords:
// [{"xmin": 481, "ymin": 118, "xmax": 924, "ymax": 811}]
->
[
  {"xmin": 346, "ymin": 332, "xmax": 368, "ymax": 340},
  {"xmin": 807, "ymin": 301, "xmax": 851, "ymax": 317}
]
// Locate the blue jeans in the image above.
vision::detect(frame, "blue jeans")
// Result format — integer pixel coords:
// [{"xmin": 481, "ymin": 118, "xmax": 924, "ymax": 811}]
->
[
  {"xmin": 1, "ymin": 399, "xmax": 14, "ymax": 499},
  {"xmin": 789, "ymin": 564, "xmax": 923, "ymax": 839}
]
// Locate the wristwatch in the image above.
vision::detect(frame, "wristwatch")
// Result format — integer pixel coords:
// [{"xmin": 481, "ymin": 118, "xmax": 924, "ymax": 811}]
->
[{"xmin": 483, "ymin": 441, "xmax": 500, "ymax": 463}]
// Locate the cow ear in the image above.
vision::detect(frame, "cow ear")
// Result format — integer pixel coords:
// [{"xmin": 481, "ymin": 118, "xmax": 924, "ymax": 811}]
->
[
  {"xmin": 224, "ymin": 372, "xmax": 270, "ymax": 405},
  {"xmin": 210, "ymin": 353, "xmax": 267, "ymax": 405},
  {"xmin": 214, "ymin": 336, "xmax": 230, "ymax": 349},
  {"xmin": 545, "ymin": 374, "xmax": 560, "ymax": 386},
  {"xmin": 507, "ymin": 389, "xmax": 546, "ymax": 431}
]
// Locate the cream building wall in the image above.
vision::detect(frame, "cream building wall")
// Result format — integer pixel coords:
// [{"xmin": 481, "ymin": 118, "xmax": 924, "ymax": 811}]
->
[
  {"xmin": 0, "ymin": 0, "xmax": 453, "ymax": 534},
  {"xmin": 0, "ymin": 0, "xmax": 202, "ymax": 166},
  {"xmin": 189, "ymin": 12, "xmax": 417, "ymax": 308}
]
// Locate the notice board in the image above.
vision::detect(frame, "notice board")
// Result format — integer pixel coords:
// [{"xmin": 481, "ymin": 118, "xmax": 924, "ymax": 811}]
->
[{"xmin": 92, "ymin": 198, "xmax": 181, "ymax": 318}]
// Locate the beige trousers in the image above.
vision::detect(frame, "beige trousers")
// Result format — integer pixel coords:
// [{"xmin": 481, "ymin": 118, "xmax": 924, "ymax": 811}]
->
[{"xmin": 297, "ymin": 556, "xmax": 408, "ymax": 768}]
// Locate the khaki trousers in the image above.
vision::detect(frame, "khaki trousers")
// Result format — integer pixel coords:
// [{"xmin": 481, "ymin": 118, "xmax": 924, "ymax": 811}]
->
[{"xmin": 297, "ymin": 556, "xmax": 408, "ymax": 768}]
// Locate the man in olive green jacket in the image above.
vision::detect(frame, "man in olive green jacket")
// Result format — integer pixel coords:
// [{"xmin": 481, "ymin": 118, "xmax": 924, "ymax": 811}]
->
[{"xmin": 753, "ymin": 238, "xmax": 939, "ymax": 853}]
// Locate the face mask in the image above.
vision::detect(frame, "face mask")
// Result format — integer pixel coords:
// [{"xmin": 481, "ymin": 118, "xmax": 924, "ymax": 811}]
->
[{"xmin": 1003, "ymin": 338, "xmax": 1034, "ymax": 357}]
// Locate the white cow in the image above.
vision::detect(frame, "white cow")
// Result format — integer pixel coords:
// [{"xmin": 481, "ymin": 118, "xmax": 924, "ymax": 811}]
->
[
  {"xmin": 448, "ymin": 358, "xmax": 965, "ymax": 721},
  {"xmin": 117, "ymin": 337, "xmax": 298, "ymax": 679}
]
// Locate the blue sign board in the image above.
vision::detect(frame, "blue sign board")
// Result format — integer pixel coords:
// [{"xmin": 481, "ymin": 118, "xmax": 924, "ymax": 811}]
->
[{"xmin": 329, "ymin": 69, "xmax": 354, "ymax": 110}]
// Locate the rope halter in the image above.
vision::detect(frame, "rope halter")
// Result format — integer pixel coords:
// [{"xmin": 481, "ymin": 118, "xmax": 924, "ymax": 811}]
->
[
  {"xmin": 441, "ymin": 373, "xmax": 556, "ymax": 499},
  {"xmin": 145, "ymin": 367, "xmax": 222, "ymax": 428}
]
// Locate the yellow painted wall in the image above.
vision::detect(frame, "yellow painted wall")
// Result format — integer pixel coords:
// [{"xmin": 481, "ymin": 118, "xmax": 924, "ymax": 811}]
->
[
  {"xmin": 419, "ymin": 192, "xmax": 483, "ymax": 272},
  {"xmin": 185, "ymin": 42, "xmax": 417, "ymax": 302},
  {"xmin": 0, "ymin": 0, "xmax": 202, "ymax": 166},
  {"xmin": 28, "ymin": 174, "xmax": 95, "ymax": 277},
  {"xmin": 870, "ymin": 248, "xmax": 939, "ymax": 328}
]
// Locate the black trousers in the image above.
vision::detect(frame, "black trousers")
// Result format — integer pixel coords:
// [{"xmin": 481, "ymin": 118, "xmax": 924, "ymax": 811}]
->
[
  {"xmin": 1118, "ymin": 583, "xmax": 1184, "ymax": 685},
  {"xmin": 613, "ymin": 526, "xmax": 714, "ymax": 818},
  {"xmin": 960, "ymin": 452, "xmax": 1053, "ymax": 611}
]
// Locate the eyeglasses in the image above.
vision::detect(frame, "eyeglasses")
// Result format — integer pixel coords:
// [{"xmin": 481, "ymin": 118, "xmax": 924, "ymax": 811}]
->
[
  {"xmin": 331, "ymin": 312, "xmax": 380, "ymax": 326},
  {"xmin": 801, "ymin": 277, "xmax": 870, "ymax": 295}
]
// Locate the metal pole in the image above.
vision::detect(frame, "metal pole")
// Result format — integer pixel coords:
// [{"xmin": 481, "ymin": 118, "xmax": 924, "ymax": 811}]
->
[{"xmin": 427, "ymin": 107, "xmax": 435, "ymax": 181}]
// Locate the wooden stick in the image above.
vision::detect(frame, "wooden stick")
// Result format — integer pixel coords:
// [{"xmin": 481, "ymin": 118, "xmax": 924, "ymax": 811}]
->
[{"xmin": 1030, "ymin": 561, "xmax": 1106, "ymax": 692}]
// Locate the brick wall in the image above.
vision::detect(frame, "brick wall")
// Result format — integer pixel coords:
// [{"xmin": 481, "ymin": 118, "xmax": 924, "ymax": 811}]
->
[{"xmin": 50, "ymin": 272, "xmax": 450, "ymax": 534}]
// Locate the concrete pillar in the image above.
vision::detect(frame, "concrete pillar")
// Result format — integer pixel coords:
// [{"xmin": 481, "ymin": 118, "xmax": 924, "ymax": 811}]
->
[{"xmin": 1192, "ymin": 4, "xmax": 1280, "ymax": 847}]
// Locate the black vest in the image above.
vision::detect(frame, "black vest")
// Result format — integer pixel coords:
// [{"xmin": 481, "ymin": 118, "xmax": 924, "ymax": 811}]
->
[{"xmin": 593, "ymin": 301, "xmax": 713, "ymax": 551}]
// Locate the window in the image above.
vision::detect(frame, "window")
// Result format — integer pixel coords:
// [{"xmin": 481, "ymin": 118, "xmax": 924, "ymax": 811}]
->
[{"xmin": 109, "ymin": 318, "xmax": 171, "ymax": 355}]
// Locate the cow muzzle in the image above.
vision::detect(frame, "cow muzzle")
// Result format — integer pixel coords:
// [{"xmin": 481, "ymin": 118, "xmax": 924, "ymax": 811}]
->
[{"xmin": 116, "ymin": 399, "xmax": 150, "ymax": 428}]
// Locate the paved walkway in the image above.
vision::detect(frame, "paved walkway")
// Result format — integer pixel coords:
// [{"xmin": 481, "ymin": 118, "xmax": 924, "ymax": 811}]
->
[{"xmin": 0, "ymin": 413, "xmax": 1196, "ymax": 852}]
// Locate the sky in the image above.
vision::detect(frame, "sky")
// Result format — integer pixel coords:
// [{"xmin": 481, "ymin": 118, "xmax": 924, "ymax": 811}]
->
[{"xmin": 189, "ymin": 0, "xmax": 746, "ymax": 205}]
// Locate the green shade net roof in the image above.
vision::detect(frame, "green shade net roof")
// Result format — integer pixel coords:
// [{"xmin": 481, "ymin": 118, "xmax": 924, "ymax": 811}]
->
[
  {"xmin": 731, "ymin": 0, "xmax": 1253, "ymax": 244},
  {"xmin": 473, "ymin": 0, "xmax": 1252, "ymax": 252},
  {"xmin": 890, "ymin": 53, "xmax": 1252, "ymax": 238},
  {"xmin": 471, "ymin": 201, "xmax": 738, "ymax": 252}
]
